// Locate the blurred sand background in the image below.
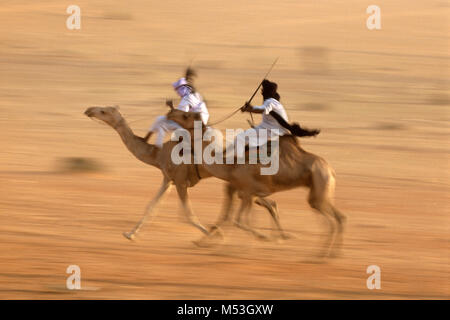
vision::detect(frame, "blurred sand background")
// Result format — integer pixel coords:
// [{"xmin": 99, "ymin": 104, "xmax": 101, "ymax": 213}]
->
[{"xmin": 0, "ymin": 0, "xmax": 449, "ymax": 299}]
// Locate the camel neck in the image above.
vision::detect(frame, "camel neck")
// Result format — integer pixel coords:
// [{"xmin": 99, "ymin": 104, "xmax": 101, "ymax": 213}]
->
[{"xmin": 114, "ymin": 119, "xmax": 161, "ymax": 169}]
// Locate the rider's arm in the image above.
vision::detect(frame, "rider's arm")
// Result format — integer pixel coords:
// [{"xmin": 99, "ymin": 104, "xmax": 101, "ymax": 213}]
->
[
  {"xmin": 249, "ymin": 104, "xmax": 265, "ymax": 113},
  {"xmin": 241, "ymin": 102, "xmax": 264, "ymax": 113}
]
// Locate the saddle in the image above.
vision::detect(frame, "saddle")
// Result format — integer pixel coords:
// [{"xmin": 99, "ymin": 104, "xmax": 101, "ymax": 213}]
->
[{"xmin": 242, "ymin": 134, "xmax": 299, "ymax": 157}]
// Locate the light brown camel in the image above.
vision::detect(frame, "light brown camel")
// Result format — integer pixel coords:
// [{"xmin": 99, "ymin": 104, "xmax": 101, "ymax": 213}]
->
[
  {"xmin": 84, "ymin": 106, "xmax": 285, "ymax": 241},
  {"xmin": 167, "ymin": 109, "xmax": 347, "ymax": 257}
]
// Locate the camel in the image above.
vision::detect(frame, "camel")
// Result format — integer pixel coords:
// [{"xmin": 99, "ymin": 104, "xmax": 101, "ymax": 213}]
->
[
  {"xmin": 83, "ymin": 106, "xmax": 285, "ymax": 241},
  {"xmin": 166, "ymin": 109, "xmax": 347, "ymax": 257}
]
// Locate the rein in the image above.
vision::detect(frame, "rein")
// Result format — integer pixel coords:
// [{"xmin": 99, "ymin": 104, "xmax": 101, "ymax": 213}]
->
[
  {"xmin": 126, "ymin": 106, "xmax": 242, "ymax": 127},
  {"xmin": 127, "ymin": 116, "xmax": 154, "ymax": 125},
  {"xmin": 207, "ymin": 107, "xmax": 242, "ymax": 126}
]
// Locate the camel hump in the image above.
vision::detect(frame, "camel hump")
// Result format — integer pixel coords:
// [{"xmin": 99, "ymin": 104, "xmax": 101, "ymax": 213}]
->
[
  {"xmin": 278, "ymin": 134, "xmax": 293, "ymax": 141},
  {"xmin": 279, "ymin": 134, "xmax": 306, "ymax": 154},
  {"xmin": 242, "ymin": 135, "xmax": 297, "ymax": 155},
  {"xmin": 280, "ymin": 134, "xmax": 299, "ymax": 145}
]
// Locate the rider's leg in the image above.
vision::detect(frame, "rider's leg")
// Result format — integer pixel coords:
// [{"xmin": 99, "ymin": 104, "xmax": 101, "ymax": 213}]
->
[{"xmin": 148, "ymin": 116, "xmax": 181, "ymax": 147}]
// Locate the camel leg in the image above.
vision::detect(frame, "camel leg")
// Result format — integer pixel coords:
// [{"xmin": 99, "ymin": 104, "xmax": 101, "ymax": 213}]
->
[
  {"xmin": 123, "ymin": 178, "xmax": 172, "ymax": 241},
  {"xmin": 192, "ymin": 184, "xmax": 236, "ymax": 246},
  {"xmin": 214, "ymin": 184, "xmax": 236, "ymax": 227},
  {"xmin": 175, "ymin": 184, "xmax": 209, "ymax": 235},
  {"xmin": 254, "ymin": 197, "xmax": 292, "ymax": 239},
  {"xmin": 208, "ymin": 183, "xmax": 236, "ymax": 235},
  {"xmin": 214, "ymin": 187, "xmax": 280, "ymax": 232},
  {"xmin": 308, "ymin": 193, "xmax": 337, "ymax": 257},
  {"xmin": 329, "ymin": 206, "xmax": 347, "ymax": 257},
  {"xmin": 307, "ymin": 162, "xmax": 346, "ymax": 257},
  {"xmin": 234, "ymin": 196, "xmax": 269, "ymax": 240}
]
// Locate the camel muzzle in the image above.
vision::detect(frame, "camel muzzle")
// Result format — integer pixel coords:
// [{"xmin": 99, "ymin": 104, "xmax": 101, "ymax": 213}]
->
[{"xmin": 84, "ymin": 108, "xmax": 94, "ymax": 117}]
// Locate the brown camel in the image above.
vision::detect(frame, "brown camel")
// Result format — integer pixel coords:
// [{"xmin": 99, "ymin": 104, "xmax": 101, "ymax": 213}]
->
[
  {"xmin": 84, "ymin": 106, "xmax": 284, "ymax": 241},
  {"xmin": 166, "ymin": 109, "xmax": 346, "ymax": 257}
]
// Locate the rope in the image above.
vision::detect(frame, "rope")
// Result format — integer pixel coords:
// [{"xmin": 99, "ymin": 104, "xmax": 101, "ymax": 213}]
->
[
  {"xmin": 123, "ymin": 106, "xmax": 242, "ymax": 128},
  {"xmin": 102, "ymin": 107, "xmax": 241, "ymax": 128},
  {"xmin": 127, "ymin": 116, "xmax": 154, "ymax": 125},
  {"xmin": 207, "ymin": 106, "xmax": 242, "ymax": 126},
  {"xmin": 249, "ymin": 111, "xmax": 254, "ymax": 126}
]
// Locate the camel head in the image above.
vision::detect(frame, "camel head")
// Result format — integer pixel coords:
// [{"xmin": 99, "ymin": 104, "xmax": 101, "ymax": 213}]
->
[
  {"xmin": 84, "ymin": 106, "xmax": 124, "ymax": 128},
  {"xmin": 166, "ymin": 109, "xmax": 202, "ymax": 130}
]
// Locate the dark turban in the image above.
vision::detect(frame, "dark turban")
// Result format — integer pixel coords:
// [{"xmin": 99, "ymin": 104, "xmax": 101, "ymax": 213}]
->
[{"xmin": 262, "ymin": 79, "xmax": 280, "ymax": 101}]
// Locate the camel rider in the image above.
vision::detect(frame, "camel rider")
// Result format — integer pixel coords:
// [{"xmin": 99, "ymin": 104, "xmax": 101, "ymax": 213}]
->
[
  {"xmin": 144, "ymin": 70, "xmax": 209, "ymax": 147},
  {"xmin": 240, "ymin": 79, "xmax": 320, "ymax": 145},
  {"xmin": 238, "ymin": 79, "xmax": 290, "ymax": 147}
]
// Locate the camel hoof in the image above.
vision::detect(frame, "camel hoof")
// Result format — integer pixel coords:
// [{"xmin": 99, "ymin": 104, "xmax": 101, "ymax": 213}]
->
[
  {"xmin": 193, "ymin": 229, "xmax": 224, "ymax": 247},
  {"xmin": 123, "ymin": 232, "xmax": 136, "ymax": 241},
  {"xmin": 255, "ymin": 233, "xmax": 270, "ymax": 241},
  {"xmin": 208, "ymin": 225, "xmax": 219, "ymax": 232},
  {"xmin": 280, "ymin": 232, "xmax": 296, "ymax": 240},
  {"xmin": 234, "ymin": 221, "xmax": 245, "ymax": 229},
  {"xmin": 192, "ymin": 239, "xmax": 209, "ymax": 247},
  {"xmin": 192, "ymin": 238, "xmax": 216, "ymax": 248},
  {"xmin": 208, "ymin": 225, "xmax": 224, "ymax": 239},
  {"xmin": 316, "ymin": 248, "xmax": 332, "ymax": 259},
  {"xmin": 301, "ymin": 258, "xmax": 327, "ymax": 264},
  {"xmin": 329, "ymin": 248, "xmax": 343, "ymax": 258}
]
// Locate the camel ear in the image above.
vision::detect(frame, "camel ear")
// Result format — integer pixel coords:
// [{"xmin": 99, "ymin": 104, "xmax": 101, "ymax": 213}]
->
[{"xmin": 113, "ymin": 105, "xmax": 120, "ymax": 110}]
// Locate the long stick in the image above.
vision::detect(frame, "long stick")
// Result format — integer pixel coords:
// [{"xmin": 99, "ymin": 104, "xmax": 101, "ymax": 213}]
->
[
  {"xmin": 207, "ymin": 58, "xmax": 279, "ymax": 126},
  {"xmin": 247, "ymin": 57, "xmax": 279, "ymax": 125},
  {"xmin": 247, "ymin": 57, "xmax": 279, "ymax": 105}
]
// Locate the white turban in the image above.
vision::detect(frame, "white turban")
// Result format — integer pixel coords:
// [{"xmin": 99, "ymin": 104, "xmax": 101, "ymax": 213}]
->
[{"xmin": 172, "ymin": 78, "xmax": 188, "ymax": 89}]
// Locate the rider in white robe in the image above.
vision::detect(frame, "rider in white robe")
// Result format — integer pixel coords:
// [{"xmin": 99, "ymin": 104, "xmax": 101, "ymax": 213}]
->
[
  {"xmin": 145, "ymin": 77, "xmax": 209, "ymax": 147},
  {"xmin": 236, "ymin": 79, "xmax": 289, "ymax": 148}
]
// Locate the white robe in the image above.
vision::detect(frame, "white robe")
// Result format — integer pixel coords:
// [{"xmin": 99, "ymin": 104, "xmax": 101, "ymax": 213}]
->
[
  {"xmin": 149, "ymin": 92, "xmax": 209, "ymax": 147},
  {"xmin": 235, "ymin": 98, "xmax": 289, "ymax": 147},
  {"xmin": 177, "ymin": 92, "xmax": 209, "ymax": 125},
  {"xmin": 252, "ymin": 98, "xmax": 289, "ymax": 135}
]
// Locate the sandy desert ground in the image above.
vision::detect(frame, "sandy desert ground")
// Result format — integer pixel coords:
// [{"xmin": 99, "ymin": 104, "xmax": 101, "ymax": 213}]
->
[{"xmin": 0, "ymin": 0, "xmax": 449, "ymax": 299}]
